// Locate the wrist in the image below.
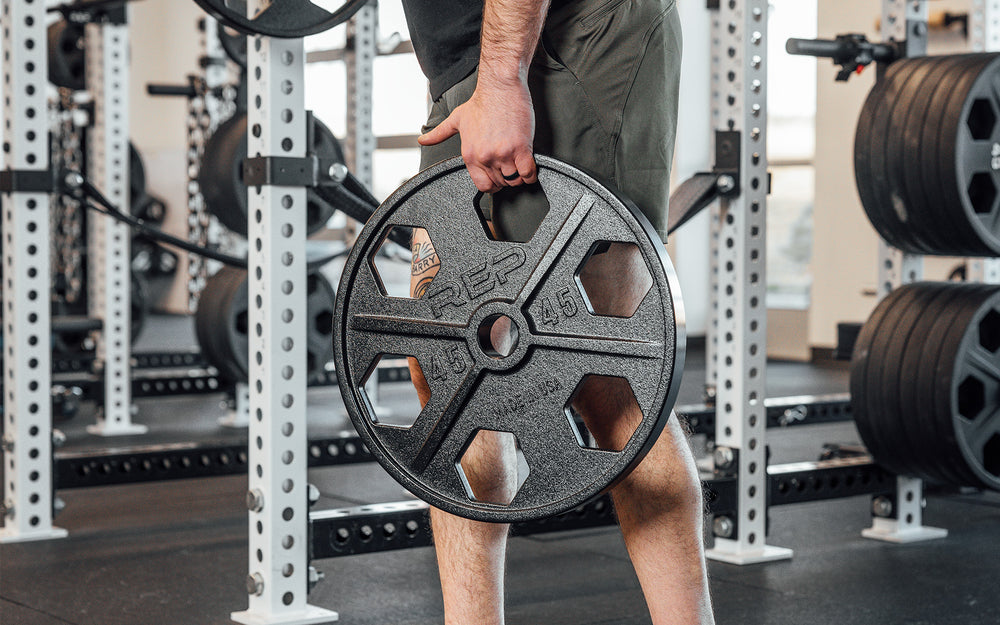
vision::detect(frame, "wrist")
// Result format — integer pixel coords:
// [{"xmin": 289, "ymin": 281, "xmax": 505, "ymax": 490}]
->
[{"xmin": 477, "ymin": 60, "xmax": 530, "ymax": 91}]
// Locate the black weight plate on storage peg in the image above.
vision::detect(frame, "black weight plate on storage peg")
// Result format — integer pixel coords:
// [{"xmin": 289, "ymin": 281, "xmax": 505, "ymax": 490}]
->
[
  {"xmin": 855, "ymin": 59, "xmax": 927, "ymax": 250},
  {"xmin": 896, "ymin": 283, "xmax": 977, "ymax": 484},
  {"xmin": 199, "ymin": 113, "xmax": 247, "ymax": 234},
  {"xmin": 47, "ymin": 20, "xmax": 85, "ymax": 91},
  {"xmin": 932, "ymin": 285, "xmax": 1000, "ymax": 489},
  {"xmin": 218, "ymin": 24, "xmax": 247, "ymax": 68},
  {"xmin": 869, "ymin": 56, "xmax": 937, "ymax": 252},
  {"xmin": 195, "ymin": 266, "xmax": 250, "ymax": 383},
  {"xmin": 196, "ymin": 268, "xmax": 235, "ymax": 380},
  {"xmin": 306, "ymin": 271, "xmax": 336, "ymax": 383},
  {"xmin": 194, "ymin": 273, "xmax": 220, "ymax": 374},
  {"xmin": 896, "ymin": 56, "xmax": 971, "ymax": 254},
  {"xmin": 922, "ymin": 55, "xmax": 994, "ymax": 256},
  {"xmin": 909, "ymin": 55, "xmax": 982, "ymax": 255},
  {"xmin": 937, "ymin": 53, "xmax": 1000, "ymax": 255},
  {"xmin": 131, "ymin": 271, "xmax": 150, "ymax": 343},
  {"xmin": 199, "ymin": 112, "xmax": 346, "ymax": 236},
  {"xmin": 918, "ymin": 284, "xmax": 995, "ymax": 486},
  {"xmin": 129, "ymin": 142, "xmax": 147, "ymax": 211},
  {"xmin": 852, "ymin": 285, "xmax": 926, "ymax": 467},
  {"xmin": 218, "ymin": 267, "xmax": 251, "ymax": 382},
  {"xmin": 872, "ymin": 283, "xmax": 952, "ymax": 479},
  {"xmin": 192, "ymin": 0, "xmax": 367, "ymax": 38},
  {"xmin": 882, "ymin": 56, "xmax": 943, "ymax": 253},
  {"xmin": 333, "ymin": 155, "xmax": 685, "ymax": 523},
  {"xmin": 855, "ymin": 73, "xmax": 896, "ymax": 247}
]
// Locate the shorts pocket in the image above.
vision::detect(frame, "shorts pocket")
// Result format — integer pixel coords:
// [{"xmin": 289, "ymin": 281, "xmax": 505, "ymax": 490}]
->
[{"xmin": 579, "ymin": 0, "xmax": 630, "ymax": 27}]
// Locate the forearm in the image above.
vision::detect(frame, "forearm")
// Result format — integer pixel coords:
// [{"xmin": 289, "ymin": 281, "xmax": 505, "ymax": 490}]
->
[
  {"xmin": 478, "ymin": 0, "xmax": 551, "ymax": 89},
  {"xmin": 418, "ymin": 0, "xmax": 549, "ymax": 189}
]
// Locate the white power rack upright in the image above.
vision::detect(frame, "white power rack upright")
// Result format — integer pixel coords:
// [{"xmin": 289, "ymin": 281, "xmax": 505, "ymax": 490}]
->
[
  {"xmin": 84, "ymin": 11, "xmax": 142, "ymax": 436},
  {"xmin": 344, "ymin": 2, "xmax": 379, "ymax": 410},
  {"xmin": 861, "ymin": 0, "xmax": 947, "ymax": 544},
  {"xmin": 0, "ymin": 0, "xmax": 68, "ymax": 544},
  {"xmin": 705, "ymin": 0, "xmax": 792, "ymax": 565},
  {"xmin": 231, "ymin": 1, "xmax": 337, "ymax": 622}
]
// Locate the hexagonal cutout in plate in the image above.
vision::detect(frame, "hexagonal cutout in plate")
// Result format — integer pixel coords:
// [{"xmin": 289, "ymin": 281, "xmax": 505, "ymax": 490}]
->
[
  {"xmin": 968, "ymin": 98, "xmax": 997, "ymax": 141},
  {"xmin": 456, "ymin": 429, "xmax": 530, "ymax": 506},
  {"xmin": 979, "ymin": 309, "xmax": 1000, "ymax": 353},
  {"xmin": 958, "ymin": 375, "xmax": 986, "ymax": 421},
  {"xmin": 370, "ymin": 226, "xmax": 439, "ymax": 299},
  {"xmin": 968, "ymin": 172, "xmax": 997, "ymax": 215},
  {"xmin": 359, "ymin": 353, "xmax": 426, "ymax": 428},
  {"xmin": 564, "ymin": 374, "xmax": 643, "ymax": 452},
  {"xmin": 575, "ymin": 241, "xmax": 653, "ymax": 318},
  {"xmin": 473, "ymin": 185, "xmax": 550, "ymax": 243}
]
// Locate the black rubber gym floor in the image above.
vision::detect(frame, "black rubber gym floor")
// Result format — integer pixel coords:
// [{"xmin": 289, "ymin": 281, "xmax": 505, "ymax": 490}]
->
[{"xmin": 2, "ymin": 316, "xmax": 999, "ymax": 625}]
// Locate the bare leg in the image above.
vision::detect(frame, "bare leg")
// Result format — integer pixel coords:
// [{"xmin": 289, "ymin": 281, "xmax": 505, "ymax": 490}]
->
[
  {"xmin": 574, "ymin": 244, "xmax": 714, "ymax": 625},
  {"xmin": 409, "ymin": 228, "xmax": 511, "ymax": 625}
]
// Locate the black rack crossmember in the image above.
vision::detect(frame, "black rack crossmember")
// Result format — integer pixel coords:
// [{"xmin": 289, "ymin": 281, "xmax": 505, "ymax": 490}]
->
[
  {"xmin": 55, "ymin": 434, "xmax": 375, "ymax": 489},
  {"xmin": 309, "ymin": 457, "xmax": 892, "ymax": 559}
]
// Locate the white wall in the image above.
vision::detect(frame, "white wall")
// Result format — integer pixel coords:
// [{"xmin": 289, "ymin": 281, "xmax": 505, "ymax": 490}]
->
[
  {"xmin": 128, "ymin": 1, "xmax": 205, "ymax": 311},
  {"xmin": 670, "ymin": 0, "xmax": 714, "ymax": 338}
]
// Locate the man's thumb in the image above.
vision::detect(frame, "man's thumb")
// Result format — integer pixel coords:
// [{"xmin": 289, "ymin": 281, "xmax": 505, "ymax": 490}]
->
[{"xmin": 418, "ymin": 116, "xmax": 459, "ymax": 146}]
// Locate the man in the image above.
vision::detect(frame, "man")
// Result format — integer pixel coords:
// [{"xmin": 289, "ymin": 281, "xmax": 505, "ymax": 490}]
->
[{"xmin": 399, "ymin": 1, "xmax": 714, "ymax": 623}]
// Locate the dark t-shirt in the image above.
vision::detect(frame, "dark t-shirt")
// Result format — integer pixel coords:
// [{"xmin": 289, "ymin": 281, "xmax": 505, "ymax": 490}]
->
[{"xmin": 401, "ymin": 0, "xmax": 482, "ymax": 100}]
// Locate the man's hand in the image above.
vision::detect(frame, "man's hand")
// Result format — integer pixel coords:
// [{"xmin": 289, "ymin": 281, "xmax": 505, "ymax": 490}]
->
[
  {"xmin": 418, "ymin": 0, "xmax": 550, "ymax": 194},
  {"xmin": 418, "ymin": 80, "xmax": 538, "ymax": 193}
]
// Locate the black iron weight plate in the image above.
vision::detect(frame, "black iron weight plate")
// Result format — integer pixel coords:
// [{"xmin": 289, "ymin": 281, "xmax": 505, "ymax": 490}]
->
[
  {"xmin": 893, "ymin": 56, "xmax": 968, "ymax": 253},
  {"xmin": 855, "ymin": 69, "xmax": 895, "ymax": 248},
  {"xmin": 880, "ymin": 56, "xmax": 939, "ymax": 253},
  {"xmin": 199, "ymin": 112, "xmax": 345, "ymax": 236},
  {"xmin": 931, "ymin": 55, "xmax": 996, "ymax": 255},
  {"xmin": 856, "ymin": 57, "xmax": 924, "ymax": 251},
  {"xmin": 943, "ymin": 54, "xmax": 1000, "ymax": 255},
  {"xmin": 921, "ymin": 284, "xmax": 994, "ymax": 486},
  {"xmin": 192, "ymin": 0, "xmax": 367, "ymax": 38},
  {"xmin": 910, "ymin": 55, "xmax": 983, "ymax": 255},
  {"xmin": 935, "ymin": 285, "xmax": 1000, "ymax": 489},
  {"xmin": 870, "ymin": 57, "xmax": 936, "ymax": 252},
  {"xmin": 333, "ymin": 156, "xmax": 685, "ymax": 523},
  {"xmin": 197, "ymin": 267, "xmax": 335, "ymax": 384},
  {"xmin": 851, "ymin": 285, "xmax": 913, "ymax": 455},
  {"xmin": 871, "ymin": 283, "xmax": 950, "ymax": 479},
  {"xmin": 899, "ymin": 284, "xmax": 977, "ymax": 485}
]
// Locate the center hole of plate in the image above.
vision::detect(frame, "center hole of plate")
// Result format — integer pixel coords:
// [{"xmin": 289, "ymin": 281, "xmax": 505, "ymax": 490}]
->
[{"xmin": 477, "ymin": 314, "xmax": 519, "ymax": 359}]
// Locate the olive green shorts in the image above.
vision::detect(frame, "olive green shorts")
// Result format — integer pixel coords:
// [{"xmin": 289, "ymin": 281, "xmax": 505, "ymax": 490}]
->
[{"xmin": 419, "ymin": 0, "xmax": 682, "ymax": 243}]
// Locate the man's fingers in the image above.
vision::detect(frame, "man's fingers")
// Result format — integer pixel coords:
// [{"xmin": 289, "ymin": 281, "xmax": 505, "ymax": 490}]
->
[
  {"xmin": 513, "ymin": 151, "xmax": 537, "ymax": 185},
  {"xmin": 500, "ymin": 169, "xmax": 521, "ymax": 186},
  {"xmin": 467, "ymin": 165, "xmax": 501, "ymax": 193},
  {"xmin": 418, "ymin": 115, "xmax": 459, "ymax": 146},
  {"xmin": 496, "ymin": 151, "xmax": 536, "ymax": 187}
]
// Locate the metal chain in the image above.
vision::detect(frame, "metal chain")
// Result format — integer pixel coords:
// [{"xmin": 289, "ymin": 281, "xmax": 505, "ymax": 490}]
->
[{"xmin": 186, "ymin": 83, "xmax": 213, "ymax": 312}]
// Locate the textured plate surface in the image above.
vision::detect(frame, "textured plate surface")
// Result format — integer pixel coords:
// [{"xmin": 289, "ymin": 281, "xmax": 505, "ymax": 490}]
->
[
  {"xmin": 333, "ymin": 156, "xmax": 685, "ymax": 522},
  {"xmin": 945, "ymin": 54, "xmax": 1000, "ymax": 255}
]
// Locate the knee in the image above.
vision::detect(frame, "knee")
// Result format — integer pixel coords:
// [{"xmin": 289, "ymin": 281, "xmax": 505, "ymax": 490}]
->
[
  {"xmin": 614, "ymin": 419, "xmax": 705, "ymax": 513},
  {"xmin": 458, "ymin": 430, "xmax": 520, "ymax": 505}
]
